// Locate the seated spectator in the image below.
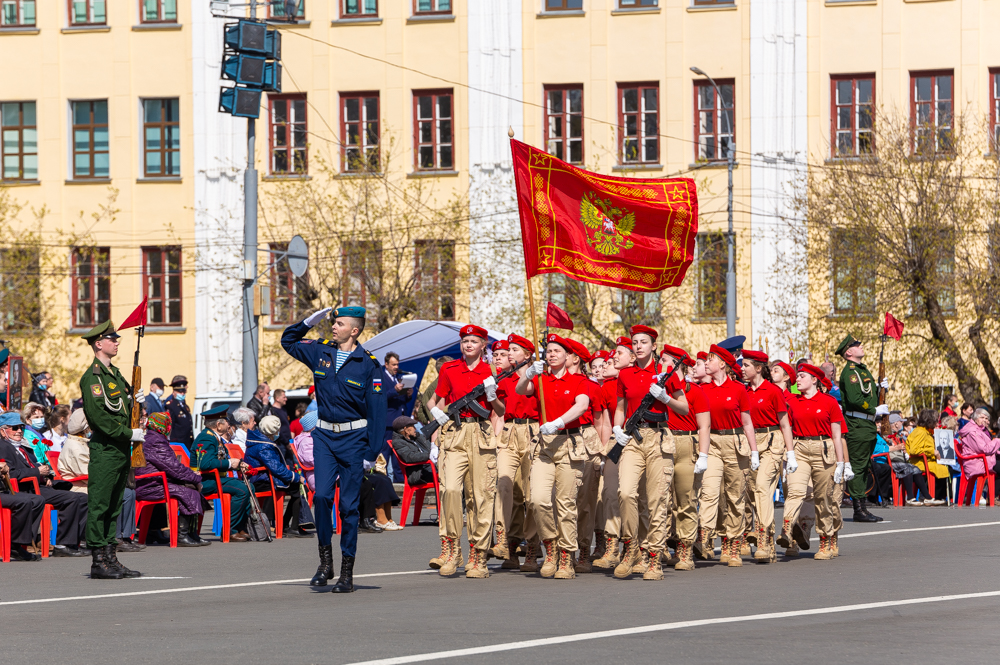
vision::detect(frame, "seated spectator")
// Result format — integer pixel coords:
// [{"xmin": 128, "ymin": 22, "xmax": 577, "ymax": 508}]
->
[
  {"xmin": 21, "ymin": 401, "xmax": 51, "ymax": 466},
  {"xmin": 957, "ymin": 408, "xmax": 1000, "ymax": 505},
  {"xmin": 293, "ymin": 411, "xmax": 317, "ymax": 491},
  {"xmin": 0, "ymin": 459, "xmax": 46, "ymax": 561},
  {"xmin": 245, "ymin": 415, "xmax": 314, "ymax": 538},
  {"xmin": 390, "ymin": 416, "xmax": 435, "ymax": 487},
  {"xmin": 365, "ymin": 456, "xmax": 402, "ymax": 532},
  {"xmin": 43, "ymin": 404, "xmax": 71, "ymax": 452},
  {"xmin": 907, "ymin": 409, "xmax": 951, "ymax": 502},
  {"xmin": 195, "ymin": 406, "xmax": 253, "ymax": 542},
  {"xmin": 957, "ymin": 403, "xmax": 975, "ymax": 431},
  {"xmin": 136, "ymin": 412, "xmax": 210, "ymax": 547},
  {"xmin": 941, "ymin": 394, "xmax": 959, "ymax": 420},
  {"xmin": 0, "ymin": 411, "xmax": 90, "ymax": 556},
  {"xmin": 230, "ymin": 405, "xmax": 256, "ymax": 451},
  {"xmin": 886, "ymin": 414, "xmax": 941, "ymax": 506},
  {"xmin": 869, "ymin": 424, "xmax": 895, "ymax": 506}
]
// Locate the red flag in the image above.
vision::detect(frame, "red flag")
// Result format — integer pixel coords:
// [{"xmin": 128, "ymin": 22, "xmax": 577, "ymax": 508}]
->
[
  {"xmin": 119, "ymin": 297, "xmax": 148, "ymax": 330},
  {"xmin": 883, "ymin": 312, "xmax": 904, "ymax": 341},
  {"xmin": 546, "ymin": 302, "xmax": 574, "ymax": 330},
  {"xmin": 511, "ymin": 139, "xmax": 698, "ymax": 292}
]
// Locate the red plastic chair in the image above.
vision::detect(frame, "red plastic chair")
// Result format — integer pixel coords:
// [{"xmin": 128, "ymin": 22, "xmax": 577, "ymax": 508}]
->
[
  {"xmin": 226, "ymin": 444, "xmax": 245, "ymax": 460},
  {"xmin": 913, "ymin": 453, "xmax": 936, "ymax": 500},
  {"xmin": 871, "ymin": 453, "xmax": 902, "ymax": 507},
  {"xmin": 47, "ymin": 450, "xmax": 88, "ymax": 485},
  {"xmin": 0, "ymin": 503, "xmax": 11, "ymax": 562},
  {"xmin": 170, "ymin": 444, "xmax": 191, "ymax": 468},
  {"xmin": 199, "ymin": 469, "xmax": 231, "ymax": 543},
  {"xmin": 955, "ymin": 439, "xmax": 996, "ymax": 507},
  {"xmin": 245, "ymin": 465, "xmax": 285, "ymax": 539},
  {"xmin": 134, "ymin": 471, "xmax": 179, "ymax": 547},
  {"xmin": 10, "ymin": 477, "xmax": 50, "ymax": 557},
  {"xmin": 387, "ymin": 440, "xmax": 440, "ymax": 527}
]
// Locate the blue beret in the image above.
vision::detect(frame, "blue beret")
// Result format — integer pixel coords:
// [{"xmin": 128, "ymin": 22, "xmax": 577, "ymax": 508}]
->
[
  {"xmin": 334, "ymin": 306, "xmax": 366, "ymax": 319},
  {"xmin": 201, "ymin": 404, "xmax": 230, "ymax": 418},
  {"xmin": 0, "ymin": 411, "xmax": 24, "ymax": 428}
]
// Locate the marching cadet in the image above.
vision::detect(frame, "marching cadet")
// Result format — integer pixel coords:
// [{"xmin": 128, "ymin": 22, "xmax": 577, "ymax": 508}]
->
[
  {"xmin": 586, "ymin": 350, "xmax": 614, "ymax": 564},
  {"xmin": 661, "ymin": 345, "xmax": 709, "ymax": 571},
  {"xmin": 516, "ymin": 334, "xmax": 591, "ymax": 579},
  {"xmin": 694, "ymin": 344, "xmax": 760, "ymax": 567},
  {"xmin": 836, "ymin": 335, "xmax": 888, "ymax": 523},
  {"xmin": 820, "ymin": 373, "xmax": 847, "ymax": 556},
  {"xmin": 193, "ymin": 405, "xmax": 253, "ymax": 542},
  {"xmin": 610, "ymin": 325, "xmax": 689, "ymax": 581},
  {"xmin": 741, "ymin": 351, "xmax": 794, "ymax": 563},
  {"xmin": 782, "ymin": 364, "xmax": 852, "ymax": 560},
  {"xmin": 427, "ymin": 325, "xmax": 505, "ymax": 578},
  {"xmin": 770, "ymin": 360, "xmax": 813, "ymax": 557}
]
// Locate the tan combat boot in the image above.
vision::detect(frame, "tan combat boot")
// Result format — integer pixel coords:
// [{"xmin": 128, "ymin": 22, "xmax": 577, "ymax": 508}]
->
[
  {"xmin": 592, "ymin": 530, "xmax": 606, "ymax": 560},
  {"xmin": 490, "ymin": 524, "xmax": 509, "ymax": 560},
  {"xmin": 814, "ymin": 535, "xmax": 834, "ymax": 560},
  {"xmin": 554, "ymin": 549, "xmax": 576, "ymax": 579},
  {"xmin": 784, "ymin": 542, "xmax": 800, "ymax": 558},
  {"xmin": 574, "ymin": 543, "xmax": 593, "ymax": 573},
  {"xmin": 740, "ymin": 537, "xmax": 752, "ymax": 556},
  {"xmin": 642, "ymin": 551, "xmax": 664, "ymax": 580},
  {"xmin": 501, "ymin": 537, "xmax": 521, "ymax": 569},
  {"xmin": 776, "ymin": 519, "xmax": 792, "ymax": 549},
  {"xmin": 539, "ymin": 539, "xmax": 558, "ymax": 578},
  {"xmin": 754, "ymin": 525, "xmax": 772, "ymax": 563},
  {"xmin": 719, "ymin": 537, "xmax": 731, "ymax": 564},
  {"xmin": 695, "ymin": 529, "xmax": 715, "ymax": 561},
  {"xmin": 592, "ymin": 534, "xmax": 620, "ymax": 569},
  {"xmin": 613, "ymin": 539, "xmax": 639, "ymax": 579},
  {"xmin": 794, "ymin": 520, "xmax": 812, "ymax": 551},
  {"xmin": 429, "ymin": 535, "xmax": 448, "ymax": 569},
  {"xmin": 674, "ymin": 541, "xmax": 695, "ymax": 571},
  {"xmin": 831, "ymin": 533, "xmax": 840, "ymax": 557},
  {"xmin": 519, "ymin": 539, "xmax": 540, "ymax": 573},
  {"xmin": 632, "ymin": 548, "xmax": 650, "ymax": 574},
  {"xmin": 727, "ymin": 536, "xmax": 744, "ymax": 567},
  {"xmin": 466, "ymin": 547, "xmax": 491, "ymax": 578},
  {"xmin": 439, "ymin": 537, "xmax": 460, "ymax": 576}
]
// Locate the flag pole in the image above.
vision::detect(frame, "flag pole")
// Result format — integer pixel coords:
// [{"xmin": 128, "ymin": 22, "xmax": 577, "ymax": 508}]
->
[{"xmin": 526, "ymin": 275, "xmax": 548, "ymax": 423}]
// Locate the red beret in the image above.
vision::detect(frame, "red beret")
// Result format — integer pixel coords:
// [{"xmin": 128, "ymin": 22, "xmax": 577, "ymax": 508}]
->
[
  {"xmin": 772, "ymin": 361, "xmax": 795, "ymax": 380},
  {"xmin": 630, "ymin": 324, "xmax": 658, "ymax": 341},
  {"xmin": 615, "ymin": 336, "xmax": 633, "ymax": 350},
  {"xmin": 460, "ymin": 324, "xmax": 488, "ymax": 340},
  {"xmin": 491, "ymin": 340, "xmax": 509, "ymax": 352},
  {"xmin": 507, "ymin": 333, "xmax": 535, "ymax": 354},
  {"xmin": 307, "ymin": 385, "xmax": 315, "ymax": 396},
  {"xmin": 565, "ymin": 339, "xmax": 592, "ymax": 364},
  {"xmin": 661, "ymin": 344, "xmax": 694, "ymax": 367},
  {"xmin": 742, "ymin": 350, "xmax": 768, "ymax": 363},
  {"xmin": 709, "ymin": 343, "xmax": 743, "ymax": 379},
  {"xmin": 797, "ymin": 363, "xmax": 826, "ymax": 383},
  {"xmin": 592, "ymin": 350, "xmax": 613, "ymax": 362},
  {"xmin": 545, "ymin": 333, "xmax": 572, "ymax": 351},
  {"xmin": 696, "ymin": 351, "xmax": 708, "ymax": 361}
]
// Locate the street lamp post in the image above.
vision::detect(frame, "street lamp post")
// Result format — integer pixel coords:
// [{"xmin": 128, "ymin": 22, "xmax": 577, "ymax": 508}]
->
[{"xmin": 690, "ymin": 66, "xmax": 736, "ymax": 337}]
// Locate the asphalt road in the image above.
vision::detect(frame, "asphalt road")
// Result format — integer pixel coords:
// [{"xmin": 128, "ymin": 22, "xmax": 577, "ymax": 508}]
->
[{"xmin": 2, "ymin": 505, "xmax": 998, "ymax": 665}]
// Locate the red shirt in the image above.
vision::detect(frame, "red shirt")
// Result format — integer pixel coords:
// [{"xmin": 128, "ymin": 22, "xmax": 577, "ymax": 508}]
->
[
  {"xmin": 533, "ymin": 371, "xmax": 589, "ymax": 429},
  {"xmin": 702, "ymin": 377, "xmax": 750, "ymax": 430},
  {"xmin": 602, "ymin": 378, "xmax": 619, "ymax": 415},
  {"xmin": 787, "ymin": 392, "xmax": 844, "ymax": 438},
  {"xmin": 578, "ymin": 378, "xmax": 607, "ymax": 426},
  {"xmin": 498, "ymin": 373, "xmax": 539, "ymax": 420},
  {"xmin": 617, "ymin": 361, "xmax": 684, "ymax": 419},
  {"xmin": 747, "ymin": 380, "xmax": 787, "ymax": 428},
  {"xmin": 668, "ymin": 382, "xmax": 709, "ymax": 432},
  {"xmin": 435, "ymin": 358, "xmax": 497, "ymax": 418}
]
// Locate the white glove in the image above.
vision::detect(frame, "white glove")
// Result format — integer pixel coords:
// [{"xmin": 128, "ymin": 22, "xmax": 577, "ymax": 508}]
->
[
  {"xmin": 134, "ymin": 389, "xmax": 145, "ymax": 404},
  {"xmin": 304, "ymin": 307, "xmax": 333, "ymax": 327},
  {"xmin": 694, "ymin": 452, "xmax": 709, "ymax": 474},
  {"xmin": 880, "ymin": 378, "xmax": 889, "ymax": 390},
  {"xmin": 483, "ymin": 376, "xmax": 498, "ymax": 402},
  {"xmin": 229, "ymin": 458, "xmax": 242, "ymax": 469},
  {"xmin": 786, "ymin": 449, "xmax": 798, "ymax": 474},
  {"xmin": 612, "ymin": 425, "xmax": 630, "ymax": 446},
  {"xmin": 429, "ymin": 444, "xmax": 439, "ymax": 464},
  {"xmin": 648, "ymin": 383, "xmax": 669, "ymax": 404},
  {"xmin": 539, "ymin": 418, "xmax": 564, "ymax": 436},
  {"xmin": 843, "ymin": 462, "xmax": 855, "ymax": 481},
  {"xmin": 875, "ymin": 404, "xmax": 889, "ymax": 416},
  {"xmin": 430, "ymin": 406, "xmax": 449, "ymax": 426},
  {"xmin": 525, "ymin": 360, "xmax": 545, "ymax": 379},
  {"xmin": 130, "ymin": 428, "xmax": 145, "ymax": 442},
  {"xmin": 834, "ymin": 462, "xmax": 845, "ymax": 484},
  {"xmin": 750, "ymin": 451, "xmax": 760, "ymax": 471}
]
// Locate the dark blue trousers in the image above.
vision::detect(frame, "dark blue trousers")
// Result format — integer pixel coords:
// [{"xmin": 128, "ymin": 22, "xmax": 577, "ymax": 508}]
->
[{"xmin": 312, "ymin": 428, "xmax": 365, "ymax": 557}]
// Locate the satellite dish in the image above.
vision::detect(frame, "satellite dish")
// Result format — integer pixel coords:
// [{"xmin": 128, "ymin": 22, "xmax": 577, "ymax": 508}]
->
[{"xmin": 287, "ymin": 235, "xmax": 309, "ymax": 278}]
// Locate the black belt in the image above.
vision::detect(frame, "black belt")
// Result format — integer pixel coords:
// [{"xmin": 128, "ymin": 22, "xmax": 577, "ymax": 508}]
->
[
  {"xmin": 754, "ymin": 425, "xmax": 780, "ymax": 433},
  {"xmin": 711, "ymin": 428, "xmax": 742, "ymax": 435},
  {"xmin": 670, "ymin": 429, "xmax": 696, "ymax": 436},
  {"xmin": 638, "ymin": 421, "xmax": 671, "ymax": 429},
  {"xmin": 796, "ymin": 435, "xmax": 830, "ymax": 441},
  {"xmin": 459, "ymin": 416, "xmax": 488, "ymax": 424},
  {"xmin": 510, "ymin": 418, "xmax": 538, "ymax": 424},
  {"xmin": 563, "ymin": 427, "xmax": 583, "ymax": 435}
]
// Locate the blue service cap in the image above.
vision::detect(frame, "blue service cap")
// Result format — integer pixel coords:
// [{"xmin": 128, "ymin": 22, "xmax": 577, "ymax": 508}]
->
[
  {"xmin": 334, "ymin": 306, "xmax": 366, "ymax": 319},
  {"xmin": 0, "ymin": 410, "xmax": 24, "ymax": 428},
  {"xmin": 717, "ymin": 335, "xmax": 746, "ymax": 354},
  {"xmin": 201, "ymin": 404, "xmax": 230, "ymax": 418}
]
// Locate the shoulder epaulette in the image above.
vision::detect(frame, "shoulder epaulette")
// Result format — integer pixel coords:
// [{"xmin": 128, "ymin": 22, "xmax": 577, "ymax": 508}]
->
[
  {"xmin": 367, "ymin": 352, "xmax": 380, "ymax": 366},
  {"xmin": 91, "ymin": 362, "xmax": 101, "ymax": 375}
]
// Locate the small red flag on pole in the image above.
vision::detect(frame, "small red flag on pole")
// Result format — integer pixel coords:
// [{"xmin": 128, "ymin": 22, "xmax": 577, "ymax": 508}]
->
[
  {"xmin": 119, "ymin": 297, "xmax": 148, "ymax": 330},
  {"xmin": 545, "ymin": 302, "xmax": 574, "ymax": 330},
  {"xmin": 883, "ymin": 312, "xmax": 904, "ymax": 341}
]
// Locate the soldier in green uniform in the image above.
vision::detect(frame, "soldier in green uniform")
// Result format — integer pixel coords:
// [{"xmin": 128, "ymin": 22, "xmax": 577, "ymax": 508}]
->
[
  {"xmin": 835, "ymin": 334, "xmax": 888, "ymax": 523},
  {"xmin": 80, "ymin": 321, "xmax": 146, "ymax": 579},
  {"xmin": 192, "ymin": 404, "xmax": 252, "ymax": 541}
]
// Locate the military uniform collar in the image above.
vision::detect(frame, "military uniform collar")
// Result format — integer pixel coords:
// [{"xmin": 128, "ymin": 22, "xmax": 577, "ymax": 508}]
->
[{"xmin": 90, "ymin": 358, "xmax": 119, "ymax": 376}]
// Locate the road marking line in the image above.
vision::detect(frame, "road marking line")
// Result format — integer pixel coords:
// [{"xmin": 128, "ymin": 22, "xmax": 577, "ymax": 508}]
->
[
  {"xmin": 344, "ymin": 589, "xmax": 1000, "ymax": 665},
  {"xmin": 810, "ymin": 520, "xmax": 1000, "ymax": 541}
]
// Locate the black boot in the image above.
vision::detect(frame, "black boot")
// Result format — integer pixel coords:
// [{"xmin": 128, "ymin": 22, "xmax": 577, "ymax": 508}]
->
[
  {"xmin": 860, "ymin": 497, "xmax": 884, "ymax": 522},
  {"xmin": 330, "ymin": 555, "xmax": 355, "ymax": 594},
  {"xmin": 190, "ymin": 515, "xmax": 212, "ymax": 546},
  {"xmin": 852, "ymin": 498, "xmax": 879, "ymax": 523},
  {"xmin": 311, "ymin": 544, "xmax": 334, "ymax": 587},
  {"xmin": 176, "ymin": 515, "xmax": 200, "ymax": 547},
  {"xmin": 105, "ymin": 543, "xmax": 142, "ymax": 578},
  {"xmin": 90, "ymin": 547, "xmax": 123, "ymax": 580}
]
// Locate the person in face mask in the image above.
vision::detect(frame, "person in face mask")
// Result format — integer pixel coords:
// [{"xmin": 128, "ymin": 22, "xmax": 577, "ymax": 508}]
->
[
  {"xmin": 144, "ymin": 378, "xmax": 167, "ymax": 416},
  {"xmin": 164, "ymin": 375, "xmax": 193, "ymax": 446},
  {"xmin": 20, "ymin": 402, "xmax": 52, "ymax": 469}
]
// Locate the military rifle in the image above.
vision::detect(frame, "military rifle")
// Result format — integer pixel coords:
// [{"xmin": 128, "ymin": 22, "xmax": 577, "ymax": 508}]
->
[
  {"xmin": 422, "ymin": 358, "xmax": 531, "ymax": 439},
  {"xmin": 606, "ymin": 356, "xmax": 685, "ymax": 465}
]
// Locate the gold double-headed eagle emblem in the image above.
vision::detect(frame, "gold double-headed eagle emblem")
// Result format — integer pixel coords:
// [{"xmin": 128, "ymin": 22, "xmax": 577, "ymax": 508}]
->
[{"xmin": 579, "ymin": 191, "xmax": 636, "ymax": 256}]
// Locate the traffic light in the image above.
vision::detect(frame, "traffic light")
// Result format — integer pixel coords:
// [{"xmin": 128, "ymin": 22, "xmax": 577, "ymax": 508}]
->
[{"xmin": 218, "ymin": 19, "xmax": 281, "ymax": 119}]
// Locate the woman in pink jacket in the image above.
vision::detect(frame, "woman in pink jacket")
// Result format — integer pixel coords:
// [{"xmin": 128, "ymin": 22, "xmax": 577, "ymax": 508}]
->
[{"xmin": 958, "ymin": 408, "xmax": 1000, "ymax": 505}]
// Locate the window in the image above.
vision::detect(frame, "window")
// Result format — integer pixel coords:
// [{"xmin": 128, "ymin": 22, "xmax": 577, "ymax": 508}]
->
[
  {"xmin": 141, "ymin": 0, "xmax": 177, "ymax": 22},
  {"xmin": 544, "ymin": 85, "xmax": 583, "ymax": 164},
  {"xmin": 911, "ymin": 71, "xmax": 953, "ymax": 153},
  {"xmin": 413, "ymin": 0, "xmax": 450, "ymax": 14},
  {"xmin": 545, "ymin": 0, "xmax": 582, "ymax": 9},
  {"xmin": 270, "ymin": 242, "xmax": 310, "ymax": 325},
  {"xmin": 269, "ymin": 0, "xmax": 304, "ymax": 18},
  {"xmin": 1, "ymin": 102, "xmax": 37, "ymax": 182},
  {"xmin": 911, "ymin": 385, "xmax": 952, "ymax": 414},
  {"xmin": 143, "ymin": 247, "xmax": 182, "ymax": 326},
  {"xmin": 68, "ymin": 0, "xmax": 106, "ymax": 25},
  {"xmin": 548, "ymin": 274, "xmax": 567, "ymax": 311},
  {"xmin": 415, "ymin": 240, "xmax": 454, "ymax": 320},
  {"xmin": 342, "ymin": 240, "xmax": 381, "ymax": 309},
  {"xmin": 694, "ymin": 79, "xmax": 734, "ymax": 163},
  {"xmin": 692, "ymin": 0, "xmax": 732, "ymax": 5},
  {"xmin": 0, "ymin": 248, "xmax": 40, "ymax": 331},
  {"xmin": 413, "ymin": 90, "xmax": 453, "ymax": 171},
  {"xmin": 72, "ymin": 100, "xmax": 109, "ymax": 179},
  {"xmin": 269, "ymin": 94, "xmax": 307, "ymax": 175},
  {"xmin": 341, "ymin": 93, "xmax": 379, "ymax": 173},
  {"xmin": 990, "ymin": 69, "xmax": 1000, "ymax": 151},
  {"xmin": 831, "ymin": 230, "xmax": 875, "ymax": 315},
  {"xmin": 143, "ymin": 98, "xmax": 180, "ymax": 178},
  {"xmin": 614, "ymin": 289, "xmax": 661, "ymax": 325},
  {"xmin": 2, "ymin": 0, "xmax": 35, "ymax": 25},
  {"xmin": 71, "ymin": 247, "xmax": 110, "ymax": 329},
  {"xmin": 831, "ymin": 75, "xmax": 874, "ymax": 157},
  {"xmin": 618, "ymin": 0, "xmax": 657, "ymax": 6},
  {"xmin": 619, "ymin": 83, "xmax": 658, "ymax": 164},
  {"xmin": 696, "ymin": 232, "xmax": 728, "ymax": 318},
  {"xmin": 342, "ymin": 0, "xmax": 376, "ymax": 17}
]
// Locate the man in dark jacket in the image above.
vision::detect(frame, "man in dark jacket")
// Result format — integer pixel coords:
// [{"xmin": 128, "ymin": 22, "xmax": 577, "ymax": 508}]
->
[
  {"xmin": 382, "ymin": 352, "xmax": 411, "ymax": 482},
  {"xmin": 246, "ymin": 382, "xmax": 271, "ymax": 423},
  {"xmin": 389, "ymin": 416, "xmax": 434, "ymax": 487},
  {"xmin": 165, "ymin": 375, "xmax": 193, "ymax": 446}
]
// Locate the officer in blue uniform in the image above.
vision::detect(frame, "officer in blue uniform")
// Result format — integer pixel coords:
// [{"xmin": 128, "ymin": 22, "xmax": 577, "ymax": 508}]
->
[{"xmin": 282, "ymin": 305, "xmax": 386, "ymax": 594}]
